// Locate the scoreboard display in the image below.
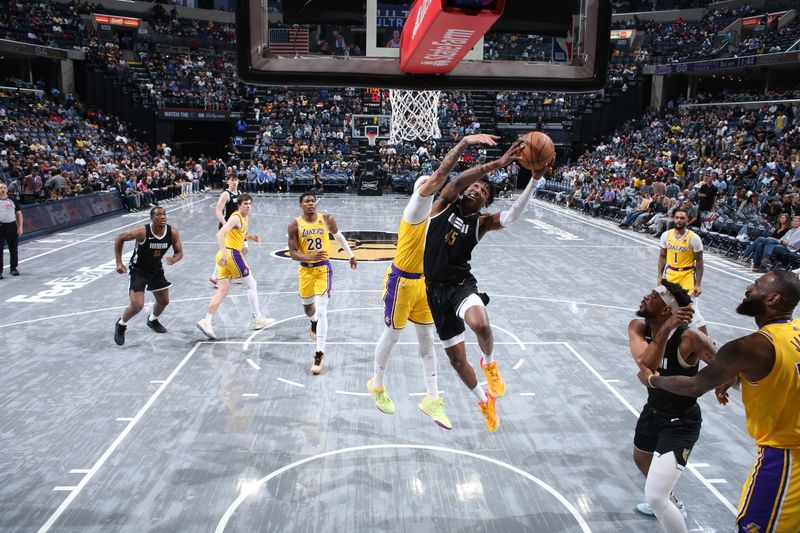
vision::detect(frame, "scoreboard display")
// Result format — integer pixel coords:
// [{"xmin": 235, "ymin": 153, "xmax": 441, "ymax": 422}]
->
[{"xmin": 363, "ymin": 88, "xmax": 383, "ymax": 113}]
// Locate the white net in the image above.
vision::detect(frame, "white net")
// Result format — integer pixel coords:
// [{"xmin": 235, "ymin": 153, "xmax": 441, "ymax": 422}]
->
[{"xmin": 389, "ymin": 90, "xmax": 442, "ymax": 145}]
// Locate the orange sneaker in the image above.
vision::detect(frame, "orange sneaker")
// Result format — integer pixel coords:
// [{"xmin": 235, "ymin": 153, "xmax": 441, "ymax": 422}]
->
[
  {"xmin": 480, "ymin": 358, "xmax": 506, "ymax": 398},
  {"xmin": 478, "ymin": 391, "xmax": 499, "ymax": 432}
]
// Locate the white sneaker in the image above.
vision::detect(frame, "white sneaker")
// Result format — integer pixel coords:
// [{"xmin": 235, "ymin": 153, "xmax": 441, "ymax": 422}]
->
[
  {"xmin": 635, "ymin": 499, "xmax": 686, "ymax": 519},
  {"xmin": 252, "ymin": 317, "xmax": 275, "ymax": 330},
  {"xmin": 196, "ymin": 318, "xmax": 217, "ymax": 340}
]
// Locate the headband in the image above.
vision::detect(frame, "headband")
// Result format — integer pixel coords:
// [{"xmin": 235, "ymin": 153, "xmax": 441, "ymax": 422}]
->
[{"xmin": 654, "ymin": 285, "xmax": 679, "ymax": 311}]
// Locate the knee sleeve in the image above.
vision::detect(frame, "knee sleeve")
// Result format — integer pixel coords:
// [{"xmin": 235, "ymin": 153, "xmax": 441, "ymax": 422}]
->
[{"xmin": 645, "ymin": 452, "xmax": 687, "ymax": 533}]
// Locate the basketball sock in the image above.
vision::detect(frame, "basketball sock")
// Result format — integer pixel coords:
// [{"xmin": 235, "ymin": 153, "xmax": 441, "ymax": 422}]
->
[
  {"xmin": 315, "ymin": 295, "xmax": 329, "ymax": 353},
  {"xmin": 205, "ymin": 313, "xmax": 213, "ymax": 322},
  {"xmin": 482, "ymin": 354, "xmax": 495, "ymax": 365},
  {"xmin": 243, "ymin": 275, "xmax": 261, "ymax": 319},
  {"xmin": 414, "ymin": 324, "xmax": 439, "ymax": 399},
  {"xmin": 470, "ymin": 385, "xmax": 488, "ymax": 403},
  {"xmin": 118, "ymin": 318, "xmax": 127, "ymax": 326},
  {"xmin": 149, "ymin": 312, "xmax": 159, "ymax": 322},
  {"xmin": 373, "ymin": 326, "xmax": 401, "ymax": 388},
  {"xmin": 645, "ymin": 452, "xmax": 687, "ymax": 532}
]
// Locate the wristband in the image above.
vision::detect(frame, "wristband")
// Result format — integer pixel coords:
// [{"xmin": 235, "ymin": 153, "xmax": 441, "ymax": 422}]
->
[{"xmin": 647, "ymin": 374, "xmax": 656, "ymax": 388}]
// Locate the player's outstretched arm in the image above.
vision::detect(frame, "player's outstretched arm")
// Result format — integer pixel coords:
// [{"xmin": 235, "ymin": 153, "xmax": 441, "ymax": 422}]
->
[
  {"xmin": 324, "ymin": 214, "xmax": 357, "ymax": 269},
  {"xmin": 641, "ymin": 333, "xmax": 774, "ymax": 396},
  {"xmin": 432, "ymin": 139, "xmax": 525, "ymax": 217},
  {"xmin": 418, "ymin": 134, "xmax": 499, "ymax": 198},
  {"xmin": 114, "ymin": 227, "xmax": 146, "ymax": 274},
  {"xmin": 166, "ymin": 227, "xmax": 183, "ymax": 266},
  {"xmin": 478, "ymin": 166, "xmax": 548, "ymax": 238}
]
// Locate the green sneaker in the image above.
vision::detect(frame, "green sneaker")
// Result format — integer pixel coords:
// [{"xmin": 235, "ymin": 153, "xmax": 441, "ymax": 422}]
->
[
  {"xmin": 367, "ymin": 378, "xmax": 395, "ymax": 414},
  {"xmin": 418, "ymin": 395, "xmax": 453, "ymax": 430}
]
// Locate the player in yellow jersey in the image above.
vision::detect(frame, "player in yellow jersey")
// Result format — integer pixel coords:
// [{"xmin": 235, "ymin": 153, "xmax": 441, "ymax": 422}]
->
[
  {"xmin": 639, "ymin": 270, "xmax": 800, "ymax": 533},
  {"xmin": 366, "ymin": 134, "xmax": 500, "ymax": 430},
  {"xmin": 197, "ymin": 194, "xmax": 274, "ymax": 339},
  {"xmin": 288, "ymin": 191, "xmax": 357, "ymax": 374},
  {"xmin": 658, "ymin": 208, "xmax": 707, "ymax": 334}
]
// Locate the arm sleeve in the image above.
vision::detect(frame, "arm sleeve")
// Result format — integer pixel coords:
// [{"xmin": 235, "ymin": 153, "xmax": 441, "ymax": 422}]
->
[
  {"xmin": 690, "ymin": 234, "xmax": 703, "ymax": 252},
  {"xmin": 333, "ymin": 231, "xmax": 354, "ymax": 258},
  {"xmin": 499, "ymin": 177, "xmax": 535, "ymax": 227},
  {"xmin": 402, "ymin": 189, "xmax": 435, "ymax": 225}
]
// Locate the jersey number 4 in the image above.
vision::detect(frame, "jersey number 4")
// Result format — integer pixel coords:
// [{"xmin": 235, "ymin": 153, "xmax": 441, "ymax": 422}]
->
[{"xmin": 306, "ymin": 237, "xmax": 323, "ymax": 250}]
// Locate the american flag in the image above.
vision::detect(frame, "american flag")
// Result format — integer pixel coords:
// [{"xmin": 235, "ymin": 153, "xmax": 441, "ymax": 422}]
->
[{"xmin": 269, "ymin": 28, "xmax": 309, "ymax": 55}]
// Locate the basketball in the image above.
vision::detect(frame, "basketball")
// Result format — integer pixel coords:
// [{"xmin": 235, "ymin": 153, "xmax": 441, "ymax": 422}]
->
[{"xmin": 519, "ymin": 132, "xmax": 556, "ymax": 171}]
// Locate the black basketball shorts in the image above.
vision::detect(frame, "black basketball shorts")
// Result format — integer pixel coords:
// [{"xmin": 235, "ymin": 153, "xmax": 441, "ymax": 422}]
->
[
  {"xmin": 426, "ymin": 275, "xmax": 485, "ymax": 342},
  {"xmin": 634, "ymin": 403, "xmax": 702, "ymax": 467},
  {"xmin": 129, "ymin": 267, "xmax": 171, "ymax": 293}
]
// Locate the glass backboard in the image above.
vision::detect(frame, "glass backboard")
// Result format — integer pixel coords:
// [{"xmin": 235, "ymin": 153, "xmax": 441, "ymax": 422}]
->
[{"xmin": 236, "ymin": 0, "xmax": 611, "ymax": 91}]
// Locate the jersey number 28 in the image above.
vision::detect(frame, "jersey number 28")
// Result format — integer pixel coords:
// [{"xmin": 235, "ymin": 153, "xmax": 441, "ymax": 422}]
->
[{"xmin": 306, "ymin": 237, "xmax": 323, "ymax": 250}]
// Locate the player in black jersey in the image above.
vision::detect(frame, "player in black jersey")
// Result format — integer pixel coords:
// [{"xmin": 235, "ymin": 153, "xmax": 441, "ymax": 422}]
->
[
  {"xmin": 210, "ymin": 173, "xmax": 241, "ymax": 286},
  {"xmin": 423, "ymin": 139, "xmax": 541, "ymax": 432},
  {"xmin": 628, "ymin": 281, "xmax": 716, "ymax": 531},
  {"xmin": 114, "ymin": 206, "xmax": 184, "ymax": 346}
]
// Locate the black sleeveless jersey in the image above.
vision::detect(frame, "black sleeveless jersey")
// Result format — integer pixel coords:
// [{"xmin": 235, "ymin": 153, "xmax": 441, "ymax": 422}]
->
[
  {"xmin": 220, "ymin": 188, "xmax": 239, "ymax": 228},
  {"xmin": 645, "ymin": 323, "xmax": 699, "ymax": 415},
  {"xmin": 130, "ymin": 224, "xmax": 173, "ymax": 273},
  {"xmin": 424, "ymin": 202, "xmax": 479, "ymax": 284}
]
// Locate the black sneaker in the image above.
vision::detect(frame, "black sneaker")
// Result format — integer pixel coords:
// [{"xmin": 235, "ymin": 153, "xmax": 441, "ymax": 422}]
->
[
  {"xmin": 147, "ymin": 318, "xmax": 167, "ymax": 333},
  {"xmin": 10, "ymin": 269, "xmax": 19, "ymax": 276},
  {"xmin": 114, "ymin": 320, "xmax": 127, "ymax": 346}
]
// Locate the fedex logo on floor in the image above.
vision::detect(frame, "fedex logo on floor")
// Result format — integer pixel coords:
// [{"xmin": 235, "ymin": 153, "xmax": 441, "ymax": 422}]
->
[{"xmin": 7, "ymin": 253, "xmax": 131, "ymax": 303}]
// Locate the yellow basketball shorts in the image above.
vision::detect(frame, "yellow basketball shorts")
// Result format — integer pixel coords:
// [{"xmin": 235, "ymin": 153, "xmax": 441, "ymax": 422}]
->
[
  {"xmin": 382, "ymin": 264, "xmax": 433, "ymax": 329},
  {"xmin": 665, "ymin": 267, "xmax": 695, "ymax": 293},
  {"xmin": 299, "ymin": 260, "xmax": 331, "ymax": 303},
  {"xmin": 216, "ymin": 248, "xmax": 249, "ymax": 279},
  {"xmin": 737, "ymin": 446, "xmax": 800, "ymax": 532}
]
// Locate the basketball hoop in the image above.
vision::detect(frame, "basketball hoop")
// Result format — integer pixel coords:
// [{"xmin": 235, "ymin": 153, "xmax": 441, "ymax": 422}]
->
[
  {"xmin": 367, "ymin": 131, "xmax": 378, "ymax": 146},
  {"xmin": 389, "ymin": 90, "xmax": 442, "ymax": 145}
]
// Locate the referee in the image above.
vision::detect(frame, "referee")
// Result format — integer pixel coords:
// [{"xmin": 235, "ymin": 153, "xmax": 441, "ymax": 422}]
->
[{"xmin": 0, "ymin": 182, "xmax": 22, "ymax": 279}]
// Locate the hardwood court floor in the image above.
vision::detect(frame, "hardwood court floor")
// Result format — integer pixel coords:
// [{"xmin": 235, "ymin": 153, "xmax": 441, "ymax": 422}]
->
[{"xmin": 0, "ymin": 193, "xmax": 759, "ymax": 532}]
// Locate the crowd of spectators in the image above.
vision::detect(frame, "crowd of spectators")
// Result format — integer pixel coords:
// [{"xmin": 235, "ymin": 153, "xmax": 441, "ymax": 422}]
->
[
  {"xmin": 0, "ymin": 89, "xmax": 209, "ymax": 209},
  {"xmin": 541, "ymin": 95, "xmax": 800, "ymax": 268},
  {"xmin": 132, "ymin": 51, "xmax": 244, "ymax": 110}
]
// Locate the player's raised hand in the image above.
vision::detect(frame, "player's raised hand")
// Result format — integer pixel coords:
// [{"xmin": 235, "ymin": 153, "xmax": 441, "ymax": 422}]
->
[
  {"xmin": 462, "ymin": 134, "xmax": 499, "ymax": 147},
  {"xmin": 668, "ymin": 305, "xmax": 694, "ymax": 328},
  {"xmin": 715, "ymin": 377, "xmax": 738, "ymax": 405},
  {"xmin": 497, "ymin": 139, "xmax": 526, "ymax": 167}
]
